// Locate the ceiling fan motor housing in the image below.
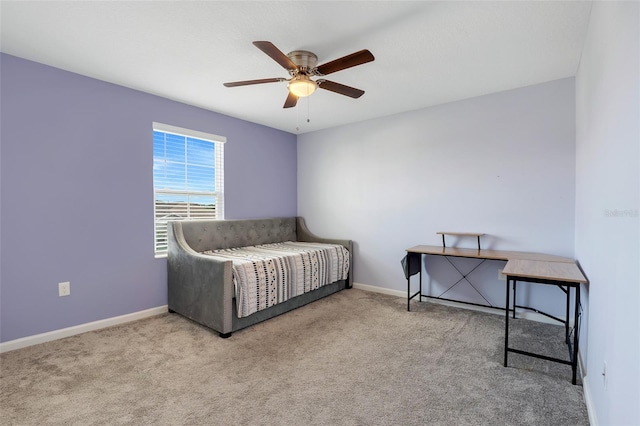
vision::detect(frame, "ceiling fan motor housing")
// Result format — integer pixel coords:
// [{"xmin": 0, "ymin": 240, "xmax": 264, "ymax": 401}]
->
[{"xmin": 287, "ymin": 50, "xmax": 318, "ymax": 74}]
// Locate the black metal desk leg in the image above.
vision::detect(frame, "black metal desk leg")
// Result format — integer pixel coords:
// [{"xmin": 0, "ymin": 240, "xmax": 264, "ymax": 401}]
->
[
  {"xmin": 504, "ymin": 277, "xmax": 510, "ymax": 367},
  {"xmin": 407, "ymin": 253, "xmax": 411, "ymax": 312},
  {"xmin": 419, "ymin": 259, "xmax": 423, "ymax": 302},
  {"xmin": 572, "ymin": 285, "xmax": 580, "ymax": 385},
  {"xmin": 512, "ymin": 280, "xmax": 517, "ymax": 319},
  {"xmin": 565, "ymin": 285, "xmax": 570, "ymax": 343}
]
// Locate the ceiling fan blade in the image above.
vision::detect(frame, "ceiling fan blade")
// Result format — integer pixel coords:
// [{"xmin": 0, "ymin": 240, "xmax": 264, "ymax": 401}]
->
[
  {"xmin": 253, "ymin": 41, "xmax": 298, "ymax": 71},
  {"xmin": 283, "ymin": 91, "xmax": 298, "ymax": 108},
  {"xmin": 223, "ymin": 78, "xmax": 283, "ymax": 87},
  {"xmin": 315, "ymin": 50, "xmax": 375, "ymax": 76},
  {"xmin": 317, "ymin": 80, "xmax": 365, "ymax": 98}
]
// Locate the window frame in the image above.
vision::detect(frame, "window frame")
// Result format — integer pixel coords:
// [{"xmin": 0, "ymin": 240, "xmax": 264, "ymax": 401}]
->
[{"xmin": 152, "ymin": 122, "xmax": 225, "ymax": 257}]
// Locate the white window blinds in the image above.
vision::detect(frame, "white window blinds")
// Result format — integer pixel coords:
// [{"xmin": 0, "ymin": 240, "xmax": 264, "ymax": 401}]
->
[{"xmin": 152, "ymin": 123, "xmax": 225, "ymax": 255}]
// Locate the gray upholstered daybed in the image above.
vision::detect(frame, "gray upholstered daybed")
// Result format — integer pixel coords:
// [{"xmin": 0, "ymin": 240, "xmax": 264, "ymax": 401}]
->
[{"xmin": 167, "ymin": 217, "xmax": 353, "ymax": 337}]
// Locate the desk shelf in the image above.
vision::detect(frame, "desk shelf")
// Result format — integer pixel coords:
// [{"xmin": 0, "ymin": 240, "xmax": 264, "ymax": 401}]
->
[{"xmin": 437, "ymin": 232, "xmax": 485, "ymax": 250}]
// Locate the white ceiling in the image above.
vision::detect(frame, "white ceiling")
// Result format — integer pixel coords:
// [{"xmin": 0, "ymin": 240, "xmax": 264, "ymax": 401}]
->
[{"xmin": 1, "ymin": 1, "xmax": 592, "ymax": 134}]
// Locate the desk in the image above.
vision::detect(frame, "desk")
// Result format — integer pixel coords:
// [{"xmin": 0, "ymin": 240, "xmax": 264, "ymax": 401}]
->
[
  {"xmin": 404, "ymin": 245, "xmax": 573, "ymax": 311},
  {"xmin": 503, "ymin": 259, "xmax": 587, "ymax": 385},
  {"xmin": 405, "ymin": 245, "xmax": 585, "ymax": 384}
]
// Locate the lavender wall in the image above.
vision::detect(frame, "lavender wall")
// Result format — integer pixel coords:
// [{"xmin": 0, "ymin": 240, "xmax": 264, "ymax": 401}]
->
[
  {"xmin": 0, "ymin": 54, "xmax": 297, "ymax": 343},
  {"xmin": 298, "ymin": 78, "xmax": 576, "ymax": 318},
  {"xmin": 575, "ymin": 2, "xmax": 639, "ymax": 424}
]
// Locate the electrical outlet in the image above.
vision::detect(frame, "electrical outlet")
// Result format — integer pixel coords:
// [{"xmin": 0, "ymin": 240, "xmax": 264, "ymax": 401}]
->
[
  {"xmin": 58, "ymin": 281, "xmax": 71, "ymax": 297},
  {"xmin": 498, "ymin": 269, "xmax": 506, "ymax": 281}
]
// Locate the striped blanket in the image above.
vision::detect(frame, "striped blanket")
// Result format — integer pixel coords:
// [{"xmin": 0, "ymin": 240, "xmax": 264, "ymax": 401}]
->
[{"xmin": 203, "ymin": 241, "xmax": 350, "ymax": 318}]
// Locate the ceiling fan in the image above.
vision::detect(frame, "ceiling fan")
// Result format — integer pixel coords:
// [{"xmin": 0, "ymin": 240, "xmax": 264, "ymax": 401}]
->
[{"xmin": 224, "ymin": 41, "xmax": 375, "ymax": 108}]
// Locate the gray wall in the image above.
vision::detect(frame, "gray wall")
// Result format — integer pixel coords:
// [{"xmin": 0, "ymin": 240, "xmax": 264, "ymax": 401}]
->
[
  {"xmin": 575, "ymin": 2, "xmax": 639, "ymax": 424},
  {"xmin": 298, "ymin": 78, "xmax": 576, "ymax": 318},
  {"xmin": 0, "ymin": 54, "xmax": 297, "ymax": 342}
]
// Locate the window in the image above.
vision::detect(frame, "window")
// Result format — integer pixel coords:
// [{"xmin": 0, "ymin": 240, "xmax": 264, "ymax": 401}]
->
[{"xmin": 153, "ymin": 123, "xmax": 225, "ymax": 255}]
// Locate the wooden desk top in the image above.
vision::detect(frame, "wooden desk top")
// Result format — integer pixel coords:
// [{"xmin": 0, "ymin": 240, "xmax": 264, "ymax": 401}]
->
[
  {"xmin": 406, "ymin": 245, "xmax": 574, "ymax": 263},
  {"xmin": 502, "ymin": 259, "xmax": 587, "ymax": 283}
]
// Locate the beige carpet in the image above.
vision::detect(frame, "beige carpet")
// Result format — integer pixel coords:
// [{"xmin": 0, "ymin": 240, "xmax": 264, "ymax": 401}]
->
[{"xmin": 0, "ymin": 289, "xmax": 588, "ymax": 425}]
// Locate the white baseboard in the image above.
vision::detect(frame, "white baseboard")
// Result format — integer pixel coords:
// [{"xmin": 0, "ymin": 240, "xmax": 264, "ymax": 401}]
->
[
  {"xmin": 582, "ymin": 375, "xmax": 598, "ymax": 426},
  {"xmin": 353, "ymin": 282, "xmax": 560, "ymax": 325},
  {"xmin": 0, "ymin": 306, "xmax": 168, "ymax": 353},
  {"xmin": 353, "ymin": 282, "xmax": 407, "ymax": 298}
]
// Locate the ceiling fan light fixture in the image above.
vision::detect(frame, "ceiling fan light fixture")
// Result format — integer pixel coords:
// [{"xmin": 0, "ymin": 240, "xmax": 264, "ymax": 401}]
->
[{"xmin": 288, "ymin": 75, "xmax": 317, "ymax": 97}]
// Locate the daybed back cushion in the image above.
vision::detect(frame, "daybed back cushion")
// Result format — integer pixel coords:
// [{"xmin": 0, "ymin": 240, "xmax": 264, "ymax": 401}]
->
[{"xmin": 177, "ymin": 217, "xmax": 297, "ymax": 253}]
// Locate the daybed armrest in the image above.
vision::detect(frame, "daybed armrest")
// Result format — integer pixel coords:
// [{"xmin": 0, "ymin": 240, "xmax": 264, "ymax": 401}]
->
[
  {"xmin": 296, "ymin": 216, "xmax": 353, "ymax": 288},
  {"xmin": 167, "ymin": 222, "xmax": 234, "ymax": 335}
]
